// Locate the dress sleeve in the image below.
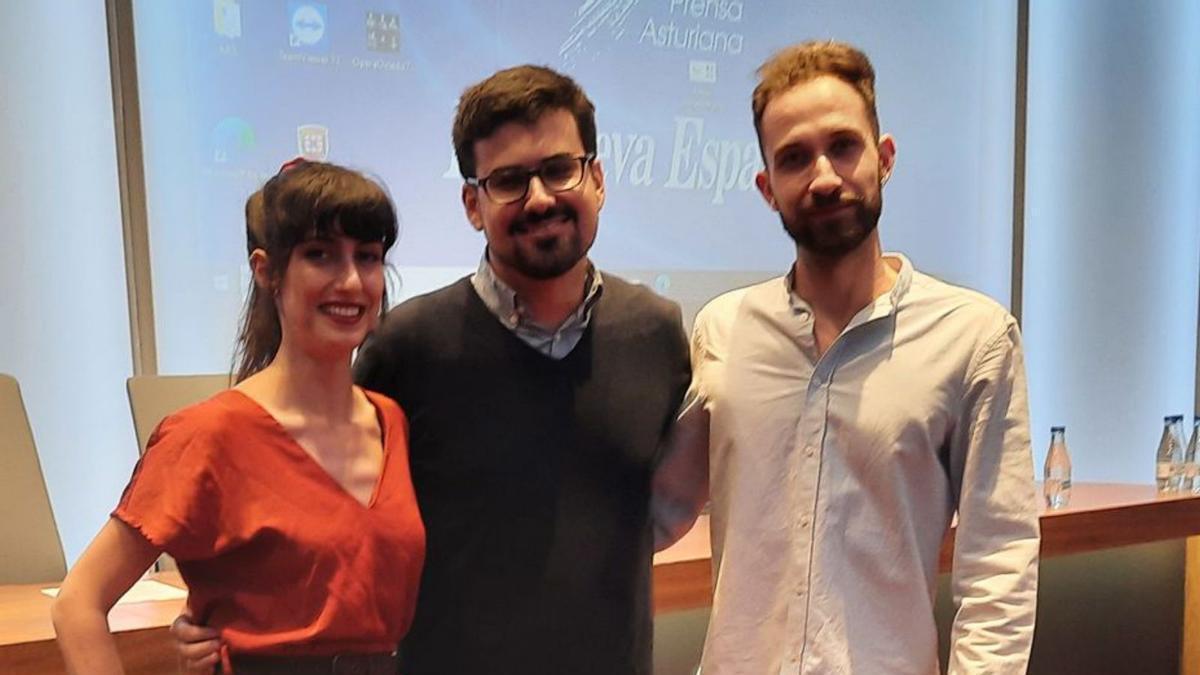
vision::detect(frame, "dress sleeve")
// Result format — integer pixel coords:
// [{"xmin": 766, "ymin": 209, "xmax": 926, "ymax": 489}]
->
[{"xmin": 112, "ymin": 411, "xmax": 222, "ymax": 561}]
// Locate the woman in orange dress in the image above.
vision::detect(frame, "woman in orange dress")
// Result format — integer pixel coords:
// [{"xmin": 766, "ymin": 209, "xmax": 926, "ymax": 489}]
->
[{"xmin": 52, "ymin": 160, "xmax": 424, "ymax": 674}]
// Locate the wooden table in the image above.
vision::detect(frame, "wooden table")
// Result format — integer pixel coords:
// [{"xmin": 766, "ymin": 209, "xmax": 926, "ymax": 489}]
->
[
  {"xmin": 651, "ymin": 482, "xmax": 1200, "ymax": 611},
  {"xmin": 0, "ymin": 572, "xmax": 185, "ymax": 674},
  {"xmin": 7, "ymin": 484, "xmax": 1200, "ymax": 674},
  {"xmin": 650, "ymin": 482, "xmax": 1200, "ymax": 674},
  {"xmin": 0, "ymin": 558, "xmax": 738, "ymax": 673}
]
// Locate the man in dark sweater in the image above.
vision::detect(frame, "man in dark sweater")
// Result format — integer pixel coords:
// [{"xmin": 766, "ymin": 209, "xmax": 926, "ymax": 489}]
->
[
  {"xmin": 173, "ymin": 66, "xmax": 708, "ymax": 675},
  {"xmin": 357, "ymin": 64, "xmax": 704, "ymax": 675}
]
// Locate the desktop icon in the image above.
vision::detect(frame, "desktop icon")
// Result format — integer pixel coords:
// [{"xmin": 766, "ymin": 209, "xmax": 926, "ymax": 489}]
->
[
  {"xmin": 366, "ymin": 11, "xmax": 400, "ymax": 52},
  {"xmin": 297, "ymin": 124, "xmax": 330, "ymax": 161},
  {"xmin": 211, "ymin": 117, "xmax": 256, "ymax": 163},
  {"xmin": 289, "ymin": 1, "xmax": 328, "ymax": 50},
  {"xmin": 214, "ymin": 0, "xmax": 242, "ymax": 39}
]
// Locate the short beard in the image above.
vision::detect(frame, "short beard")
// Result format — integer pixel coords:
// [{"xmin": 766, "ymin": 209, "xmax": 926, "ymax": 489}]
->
[
  {"xmin": 781, "ymin": 189, "xmax": 882, "ymax": 260},
  {"xmin": 501, "ymin": 206, "xmax": 587, "ymax": 280}
]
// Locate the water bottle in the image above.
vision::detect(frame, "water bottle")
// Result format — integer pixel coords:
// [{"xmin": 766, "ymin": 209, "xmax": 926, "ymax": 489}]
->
[
  {"xmin": 1043, "ymin": 426, "xmax": 1072, "ymax": 509},
  {"xmin": 1187, "ymin": 417, "xmax": 1200, "ymax": 495},
  {"xmin": 1156, "ymin": 416, "xmax": 1186, "ymax": 493},
  {"xmin": 1171, "ymin": 416, "xmax": 1189, "ymax": 490}
]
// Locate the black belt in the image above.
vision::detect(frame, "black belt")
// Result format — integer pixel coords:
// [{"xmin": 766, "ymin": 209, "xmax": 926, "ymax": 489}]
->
[{"xmin": 223, "ymin": 651, "xmax": 399, "ymax": 675}]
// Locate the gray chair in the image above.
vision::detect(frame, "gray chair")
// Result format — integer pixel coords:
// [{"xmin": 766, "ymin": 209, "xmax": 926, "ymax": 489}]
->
[
  {"xmin": 126, "ymin": 374, "xmax": 231, "ymax": 454},
  {"xmin": 0, "ymin": 374, "xmax": 68, "ymax": 584}
]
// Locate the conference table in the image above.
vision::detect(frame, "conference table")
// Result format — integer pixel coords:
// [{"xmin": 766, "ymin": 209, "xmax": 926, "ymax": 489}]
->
[
  {"xmin": 4, "ymin": 483, "xmax": 1200, "ymax": 674},
  {"xmin": 0, "ymin": 571, "xmax": 184, "ymax": 674},
  {"xmin": 653, "ymin": 482, "xmax": 1200, "ymax": 674}
]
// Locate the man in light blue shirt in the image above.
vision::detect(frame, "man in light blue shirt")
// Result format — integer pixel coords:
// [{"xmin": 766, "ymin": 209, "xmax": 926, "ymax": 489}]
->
[{"xmin": 692, "ymin": 41, "xmax": 1040, "ymax": 674}]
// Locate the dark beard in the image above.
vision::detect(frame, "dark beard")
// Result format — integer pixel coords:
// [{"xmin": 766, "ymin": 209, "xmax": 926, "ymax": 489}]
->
[
  {"xmin": 781, "ymin": 189, "xmax": 882, "ymax": 259},
  {"xmin": 502, "ymin": 206, "xmax": 586, "ymax": 280}
]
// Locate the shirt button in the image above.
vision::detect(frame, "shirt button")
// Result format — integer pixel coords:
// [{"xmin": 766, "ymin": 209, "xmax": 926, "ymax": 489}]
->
[
  {"xmin": 800, "ymin": 517, "xmax": 810, "ymax": 528},
  {"xmin": 805, "ymin": 447, "xmax": 815, "ymax": 457}
]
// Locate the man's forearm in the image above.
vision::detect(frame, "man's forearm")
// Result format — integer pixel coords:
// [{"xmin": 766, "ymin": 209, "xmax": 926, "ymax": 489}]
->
[{"xmin": 650, "ymin": 401, "xmax": 710, "ymax": 551}]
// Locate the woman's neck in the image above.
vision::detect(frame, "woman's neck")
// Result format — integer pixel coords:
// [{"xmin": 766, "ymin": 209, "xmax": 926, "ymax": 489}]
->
[{"xmin": 238, "ymin": 345, "xmax": 357, "ymax": 422}]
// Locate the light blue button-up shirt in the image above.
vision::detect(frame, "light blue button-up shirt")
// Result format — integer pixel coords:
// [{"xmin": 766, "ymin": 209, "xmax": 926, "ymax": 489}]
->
[{"xmin": 693, "ymin": 254, "xmax": 1040, "ymax": 675}]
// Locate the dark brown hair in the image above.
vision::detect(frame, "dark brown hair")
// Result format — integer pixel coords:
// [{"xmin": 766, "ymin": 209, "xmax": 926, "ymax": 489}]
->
[
  {"xmin": 233, "ymin": 161, "xmax": 398, "ymax": 382},
  {"xmin": 753, "ymin": 41, "xmax": 880, "ymax": 151},
  {"xmin": 452, "ymin": 65, "xmax": 597, "ymax": 179}
]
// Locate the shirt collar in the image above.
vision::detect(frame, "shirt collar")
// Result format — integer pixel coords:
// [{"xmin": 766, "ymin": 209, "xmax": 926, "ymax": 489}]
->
[
  {"xmin": 471, "ymin": 250, "xmax": 604, "ymax": 330},
  {"xmin": 782, "ymin": 252, "xmax": 914, "ymax": 320}
]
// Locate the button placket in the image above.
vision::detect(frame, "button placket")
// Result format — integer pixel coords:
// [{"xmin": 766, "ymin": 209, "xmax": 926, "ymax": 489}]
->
[{"xmin": 783, "ymin": 380, "xmax": 826, "ymax": 672}]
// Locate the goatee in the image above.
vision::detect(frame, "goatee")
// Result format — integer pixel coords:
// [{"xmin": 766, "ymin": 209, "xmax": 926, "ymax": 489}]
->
[
  {"xmin": 502, "ymin": 206, "xmax": 587, "ymax": 280},
  {"xmin": 782, "ymin": 189, "xmax": 882, "ymax": 259}
]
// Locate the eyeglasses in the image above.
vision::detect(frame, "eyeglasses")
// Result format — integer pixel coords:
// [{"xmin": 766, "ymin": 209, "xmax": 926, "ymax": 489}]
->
[{"xmin": 466, "ymin": 154, "xmax": 596, "ymax": 205}]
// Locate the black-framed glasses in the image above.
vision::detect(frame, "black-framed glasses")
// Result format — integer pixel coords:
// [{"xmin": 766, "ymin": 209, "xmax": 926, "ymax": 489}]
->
[{"xmin": 466, "ymin": 153, "xmax": 596, "ymax": 205}]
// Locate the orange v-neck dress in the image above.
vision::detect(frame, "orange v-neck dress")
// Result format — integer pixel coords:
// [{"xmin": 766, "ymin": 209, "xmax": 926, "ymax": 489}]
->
[{"xmin": 112, "ymin": 389, "xmax": 425, "ymax": 656}]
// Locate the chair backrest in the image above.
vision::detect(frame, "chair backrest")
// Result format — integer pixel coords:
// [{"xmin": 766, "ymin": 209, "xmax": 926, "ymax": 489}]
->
[
  {"xmin": 0, "ymin": 374, "xmax": 68, "ymax": 584},
  {"xmin": 127, "ymin": 374, "xmax": 232, "ymax": 454}
]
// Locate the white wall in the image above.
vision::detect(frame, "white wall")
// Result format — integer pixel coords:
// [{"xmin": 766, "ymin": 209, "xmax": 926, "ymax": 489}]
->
[
  {"xmin": 1024, "ymin": 0, "xmax": 1200, "ymax": 482},
  {"xmin": 0, "ymin": 2, "xmax": 138, "ymax": 564}
]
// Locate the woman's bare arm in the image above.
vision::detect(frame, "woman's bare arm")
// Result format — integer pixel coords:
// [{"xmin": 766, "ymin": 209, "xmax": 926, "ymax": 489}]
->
[{"xmin": 51, "ymin": 518, "xmax": 162, "ymax": 675}]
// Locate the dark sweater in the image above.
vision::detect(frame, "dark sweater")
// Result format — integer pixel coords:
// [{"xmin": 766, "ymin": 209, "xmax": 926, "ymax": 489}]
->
[{"xmin": 355, "ymin": 274, "xmax": 690, "ymax": 675}]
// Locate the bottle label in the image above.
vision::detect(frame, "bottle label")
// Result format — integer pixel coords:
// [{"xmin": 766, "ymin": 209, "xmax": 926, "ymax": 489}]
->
[{"xmin": 1157, "ymin": 463, "xmax": 1172, "ymax": 480}]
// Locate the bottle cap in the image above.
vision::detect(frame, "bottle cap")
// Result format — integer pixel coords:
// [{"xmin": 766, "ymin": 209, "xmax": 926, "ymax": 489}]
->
[{"xmin": 1050, "ymin": 425, "xmax": 1065, "ymax": 433}]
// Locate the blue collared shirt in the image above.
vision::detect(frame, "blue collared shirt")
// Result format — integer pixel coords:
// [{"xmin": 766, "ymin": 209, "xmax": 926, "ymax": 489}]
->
[
  {"xmin": 469, "ymin": 252, "xmax": 604, "ymax": 360},
  {"xmin": 693, "ymin": 253, "xmax": 1040, "ymax": 674}
]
